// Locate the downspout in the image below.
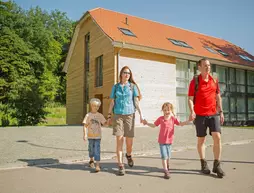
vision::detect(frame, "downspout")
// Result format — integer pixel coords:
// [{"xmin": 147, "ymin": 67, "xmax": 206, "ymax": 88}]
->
[{"xmin": 116, "ymin": 41, "xmax": 125, "ymax": 83}]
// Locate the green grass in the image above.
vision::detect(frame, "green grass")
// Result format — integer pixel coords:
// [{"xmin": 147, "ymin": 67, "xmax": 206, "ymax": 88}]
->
[
  {"xmin": 223, "ymin": 126, "xmax": 254, "ymax": 129},
  {"xmin": 39, "ymin": 105, "xmax": 66, "ymax": 126}
]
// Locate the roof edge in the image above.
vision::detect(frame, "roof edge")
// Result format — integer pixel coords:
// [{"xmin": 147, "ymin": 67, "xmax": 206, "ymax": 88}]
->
[
  {"xmin": 62, "ymin": 11, "xmax": 91, "ymax": 73},
  {"xmin": 112, "ymin": 41, "xmax": 254, "ymax": 70}
]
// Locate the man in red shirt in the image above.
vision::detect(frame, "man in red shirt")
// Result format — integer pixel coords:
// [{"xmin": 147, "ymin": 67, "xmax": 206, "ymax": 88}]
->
[{"xmin": 188, "ymin": 58, "xmax": 225, "ymax": 178}]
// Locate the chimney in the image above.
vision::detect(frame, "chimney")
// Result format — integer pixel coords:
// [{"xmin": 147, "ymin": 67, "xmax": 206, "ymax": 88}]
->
[{"xmin": 125, "ymin": 17, "xmax": 128, "ymax": 25}]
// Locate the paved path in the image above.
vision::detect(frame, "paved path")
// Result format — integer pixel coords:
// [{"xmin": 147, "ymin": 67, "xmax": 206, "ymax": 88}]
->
[{"xmin": 0, "ymin": 126, "xmax": 253, "ymax": 193}]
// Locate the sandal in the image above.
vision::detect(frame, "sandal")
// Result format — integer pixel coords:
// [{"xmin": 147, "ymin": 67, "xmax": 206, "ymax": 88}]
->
[
  {"xmin": 126, "ymin": 153, "xmax": 134, "ymax": 167},
  {"xmin": 89, "ymin": 160, "xmax": 95, "ymax": 168}
]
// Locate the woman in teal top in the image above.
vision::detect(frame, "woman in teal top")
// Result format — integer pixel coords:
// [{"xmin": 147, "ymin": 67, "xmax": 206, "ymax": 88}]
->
[{"xmin": 107, "ymin": 66, "xmax": 144, "ymax": 176}]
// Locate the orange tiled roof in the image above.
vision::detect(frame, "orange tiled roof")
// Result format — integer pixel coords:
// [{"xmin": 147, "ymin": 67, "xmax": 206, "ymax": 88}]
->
[{"xmin": 89, "ymin": 8, "xmax": 254, "ymax": 67}]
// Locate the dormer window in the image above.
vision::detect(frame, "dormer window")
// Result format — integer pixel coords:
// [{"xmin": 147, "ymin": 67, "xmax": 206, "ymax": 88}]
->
[
  {"xmin": 216, "ymin": 49, "xmax": 228, "ymax": 56},
  {"xmin": 204, "ymin": 46, "xmax": 217, "ymax": 54},
  {"xmin": 119, "ymin": 28, "xmax": 136, "ymax": 37},
  {"xmin": 239, "ymin": 54, "xmax": 254, "ymax": 62},
  {"xmin": 168, "ymin": 38, "xmax": 192, "ymax": 48}
]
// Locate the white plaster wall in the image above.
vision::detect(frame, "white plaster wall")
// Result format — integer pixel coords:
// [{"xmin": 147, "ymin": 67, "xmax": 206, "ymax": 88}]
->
[{"xmin": 119, "ymin": 56, "xmax": 176, "ymax": 125}]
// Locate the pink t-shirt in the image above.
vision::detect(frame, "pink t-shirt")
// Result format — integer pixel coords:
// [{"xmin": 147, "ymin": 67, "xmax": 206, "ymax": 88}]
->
[{"xmin": 154, "ymin": 116, "xmax": 180, "ymax": 144}]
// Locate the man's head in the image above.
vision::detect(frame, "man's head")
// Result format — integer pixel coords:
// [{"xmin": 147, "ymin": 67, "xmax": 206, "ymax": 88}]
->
[{"xmin": 197, "ymin": 58, "xmax": 211, "ymax": 75}]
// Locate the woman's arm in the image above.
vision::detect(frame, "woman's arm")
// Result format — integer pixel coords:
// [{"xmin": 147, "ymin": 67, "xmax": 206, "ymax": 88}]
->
[
  {"xmin": 134, "ymin": 97, "xmax": 143, "ymax": 118},
  {"xmin": 107, "ymin": 99, "xmax": 115, "ymax": 125}
]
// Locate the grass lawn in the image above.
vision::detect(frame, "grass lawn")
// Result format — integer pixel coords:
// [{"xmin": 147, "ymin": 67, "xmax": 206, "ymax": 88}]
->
[{"xmin": 40, "ymin": 105, "xmax": 66, "ymax": 126}]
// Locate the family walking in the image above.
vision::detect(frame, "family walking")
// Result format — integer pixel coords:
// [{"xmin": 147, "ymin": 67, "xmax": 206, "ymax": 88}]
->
[{"xmin": 82, "ymin": 58, "xmax": 225, "ymax": 179}]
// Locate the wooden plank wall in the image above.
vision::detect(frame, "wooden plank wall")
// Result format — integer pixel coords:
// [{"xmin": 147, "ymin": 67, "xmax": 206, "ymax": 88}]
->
[{"xmin": 66, "ymin": 16, "xmax": 115, "ymax": 124}]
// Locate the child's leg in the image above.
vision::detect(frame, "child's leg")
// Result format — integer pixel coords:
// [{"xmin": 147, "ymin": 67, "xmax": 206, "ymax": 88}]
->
[
  {"xmin": 161, "ymin": 159, "xmax": 168, "ymax": 171},
  {"xmin": 166, "ymin": 144, "xmax": 172, "ymax": 170},
  {"xmin": 159, "ymin": 144, "xmax": 168, "ymax": 170},
  {"xmin": 88, "ymin": 139, "xmax": 95, "ymax": 159},
  {"xmin": 94, "ymin": 139, "xmax": 101, "ymax": 172},
  {"xmin": 88, "ymin": 139, "xmax": 95, "ymax": 167}
]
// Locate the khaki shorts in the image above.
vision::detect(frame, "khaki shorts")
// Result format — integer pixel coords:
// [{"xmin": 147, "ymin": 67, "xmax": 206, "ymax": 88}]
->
[{"xmin": 113, "ymin": 114, "xmax": 135, "ymax": 137}]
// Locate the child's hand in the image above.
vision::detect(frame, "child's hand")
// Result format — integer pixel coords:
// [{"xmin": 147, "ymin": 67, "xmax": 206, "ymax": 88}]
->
[
  {"xmin": 143, "ymin": 119, "xmax": 148, "ymax": 125},
  {"xmin": 83, "ymin": 135, "xmax": 87, "ymax": 142},
  {"xmin": 107, "ymin": 118, "xmax": 112, "ymax": 126}
]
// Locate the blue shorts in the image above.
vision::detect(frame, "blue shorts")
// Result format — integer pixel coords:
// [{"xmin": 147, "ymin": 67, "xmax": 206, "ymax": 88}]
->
[
  {"xmin": 159, "ymin": 144, "xmax": 172, "ymax": 160},
  {"xmin": 88, "ymin": 139, "xmax": 101, "ymax": 161}
]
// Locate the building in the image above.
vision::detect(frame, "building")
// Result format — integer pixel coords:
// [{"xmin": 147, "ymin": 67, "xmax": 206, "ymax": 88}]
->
[{"xmin": 63, "ymin": 8, "xmax": 254, "ymax": 126}]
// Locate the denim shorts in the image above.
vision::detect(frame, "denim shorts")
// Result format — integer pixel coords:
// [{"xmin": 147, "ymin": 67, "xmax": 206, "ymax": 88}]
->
[
  {"xmin": 88, "ymin": 139, "xmax": 101, "ymax": 161},
  {"xmin": 159, "ymin": 144, "xmax": 172, "ymax": 160}
]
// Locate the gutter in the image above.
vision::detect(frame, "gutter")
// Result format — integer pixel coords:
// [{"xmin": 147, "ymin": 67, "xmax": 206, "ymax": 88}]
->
[{"xmin": 112, "ymin": 41, "xmax": 254, "ymax": 71}]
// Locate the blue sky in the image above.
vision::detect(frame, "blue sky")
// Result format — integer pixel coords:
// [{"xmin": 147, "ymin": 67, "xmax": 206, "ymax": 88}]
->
[{"xmin": 14, "ymin": 0, "xmax": 254, "ymax": 55}]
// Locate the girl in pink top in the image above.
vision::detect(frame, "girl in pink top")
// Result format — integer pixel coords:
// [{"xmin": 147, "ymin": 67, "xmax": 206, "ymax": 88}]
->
[{"xmin": 144, "ymin": 102, "xmax": 190, "ymax": 179}]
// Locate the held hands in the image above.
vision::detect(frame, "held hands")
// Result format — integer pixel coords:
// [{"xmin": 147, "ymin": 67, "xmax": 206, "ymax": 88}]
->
[
  {"xmin": 143, "ymin": 119, "xmax": 148, "ymax": 125},
  {"xmin": 107, "ymin": 117, "xmax": 112, "ymax": 126},
  {"xmin": 189, "ymin": 112, "xmax": 196, "ymax": 121}
]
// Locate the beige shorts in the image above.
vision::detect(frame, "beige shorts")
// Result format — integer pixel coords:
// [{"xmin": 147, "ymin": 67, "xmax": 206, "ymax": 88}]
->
[{"xmin": 113, "ymin": 114, "xmax": 135, "ymax": 137}]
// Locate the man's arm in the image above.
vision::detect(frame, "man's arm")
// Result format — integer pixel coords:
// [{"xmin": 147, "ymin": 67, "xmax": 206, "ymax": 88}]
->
[
  {"xmin": 188, "ymin": 96, "xmax": 196, "ymax": 121},
  {"xmin": 216, "ymin": 94, "xmax": 224, "ymax": 124},
  {"xmin": 216, "ymin": 94, "xmax": 223, "ymax": 112}
]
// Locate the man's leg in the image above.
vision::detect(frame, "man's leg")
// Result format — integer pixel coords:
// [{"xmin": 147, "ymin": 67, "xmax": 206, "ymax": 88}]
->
[
  {"xmin": 195, "ymin": 115, "xmax": 210, "ymax": 174},
  {"xmin": 210, "ymin": 116, "xmax": 225, "ymax": 178},
  {"xmin": 197, "ymin": 137, "xmax": 210, "ymax": 174}
]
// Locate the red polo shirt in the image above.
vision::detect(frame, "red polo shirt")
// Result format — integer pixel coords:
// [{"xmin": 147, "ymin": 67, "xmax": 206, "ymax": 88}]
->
[{"xmin": 188, "ymin": 74, "xmax": 220, "ymax": 116}]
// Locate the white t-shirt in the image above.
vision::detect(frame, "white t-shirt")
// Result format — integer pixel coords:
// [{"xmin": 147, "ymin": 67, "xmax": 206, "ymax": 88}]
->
[{"xmin": 82, "ymin": 112, "xmax": 106, "ymax": 139}]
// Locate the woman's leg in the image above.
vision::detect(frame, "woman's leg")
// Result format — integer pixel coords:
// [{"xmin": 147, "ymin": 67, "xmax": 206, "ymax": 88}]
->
[
  {"xmin": 116, "ymin": 136, "xmax": 124, "ymax": 166},
  {"xmin": 126, "ymin": 137, "xmax": 133, "ymax": 156}
]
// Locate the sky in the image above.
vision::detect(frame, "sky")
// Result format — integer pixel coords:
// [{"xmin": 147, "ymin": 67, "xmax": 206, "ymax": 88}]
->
[{"xmin": 13, "ymin": 0, "xmax": 254, "ymax": 55}]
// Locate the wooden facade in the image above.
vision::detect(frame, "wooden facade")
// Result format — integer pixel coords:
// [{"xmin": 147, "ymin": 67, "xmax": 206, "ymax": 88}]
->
[{"xmin": 66, "ymin": 16, "xmax": 114, "ymax": 124}]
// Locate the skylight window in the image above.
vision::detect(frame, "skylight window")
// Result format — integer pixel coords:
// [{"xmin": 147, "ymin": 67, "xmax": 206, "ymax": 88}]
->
[
  {"xmin": 119, "ymin": 28, "xmax": 136, "ymax": 37},
  {"xmin": 168, "ymin": 38, "xmax": 192, "ymax": 48},
  {"xmin": 204, "ymin": 46, "xmax": 217, "ymax": 54},
  {"xmin": 239, "ymin": 54, "xmax": 254, "ymax": 62},
  {"xmin": 216, "ymin": 49, "xmax": 228, "ymax": 56}
]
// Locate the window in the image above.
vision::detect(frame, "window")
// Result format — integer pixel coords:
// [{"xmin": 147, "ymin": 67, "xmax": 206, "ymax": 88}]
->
[
  {"xmin": 204, "ymin": 46, "xmax": 217, "ymax": 54},
  {"xmin": 216, "ymin": 49, "xmax": 228, "ymax": 56},
  {"xmin": 119, "ymin": 28, "xmax": 136, "ymax": 37},
  {"xmin": 168, "ymin": 38, "xmax": 192, "ymax": 48},
  {"xmin": 239, "ymin": 55, "xmax": 254, "ymax": 62},
  {"xmin": 85, "ymin": 33, "xmax": 90, "ymax": 71},
  {"xmin": 95, "ymin": 55, "xmax": 103, "ymax": 87}
]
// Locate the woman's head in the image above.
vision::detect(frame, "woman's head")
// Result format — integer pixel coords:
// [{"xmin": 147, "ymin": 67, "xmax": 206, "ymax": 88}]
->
[
  {"xmin": 161, "ymin": 102, "xmax": 175, "ymax": 116},
  {"xmin": 119, "ymin": 66, "xmax": 142, "ymax": 100},
  {"xmin": 119, "ymin": 66, "xmax": 133, "ymax": 83}
]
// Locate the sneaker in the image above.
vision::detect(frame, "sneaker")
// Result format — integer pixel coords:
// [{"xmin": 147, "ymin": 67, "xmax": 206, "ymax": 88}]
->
[
  {"xmin": 212, "ymin": 160, "xmax": 225, "ymax": 178},
  {"xmin": 126, "ymin": 153, "xmax": 134, "ymax": 167},
  {"xmin": 164, "ymin": 170, "xmax": 170, "ymax": 179},
  {"xmin": 89, "ymin": 160, "xmax": 95, "ymax": 168},
  {"xmin": 200, "ymin": 159, "xmax": 211, "ymax": 174},
  {"xmin": 118, "ymin": 166, "xmax": 125, "ymax": 176},
  {"xmin": 95, "ymin": 165, "xmax": 101, "ymax": 172}
]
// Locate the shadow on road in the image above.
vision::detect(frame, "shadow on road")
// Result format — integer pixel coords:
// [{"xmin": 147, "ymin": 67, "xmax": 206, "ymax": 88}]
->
[{"xmin": 17, "ymin": 158, "xmax": 219, "ymax": 178}]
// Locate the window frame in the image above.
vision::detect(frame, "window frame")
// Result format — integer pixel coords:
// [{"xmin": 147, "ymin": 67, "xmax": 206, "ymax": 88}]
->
[
  {"xmin": 118, "ymin": 27, "xmax": 136, "ymax": 37},
  {"xmin": 95, "ymin": 55, "xmax": 103, "ymax": 87},
  {"xmin": 168, "ymin": 38, "xmax": 193, "ymax": 48}
]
